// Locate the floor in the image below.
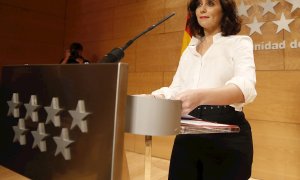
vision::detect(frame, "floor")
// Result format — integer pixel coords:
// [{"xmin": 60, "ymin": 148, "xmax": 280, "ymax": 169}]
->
[{"xmin": 126, "ymin": 151, "xmax": 169, "ymax": 180}]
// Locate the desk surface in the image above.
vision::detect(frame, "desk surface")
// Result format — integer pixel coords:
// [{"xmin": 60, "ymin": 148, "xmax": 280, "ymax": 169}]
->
[{"xmin": 0, "ymin": 166, "xmax": 29, "ymax": 180}]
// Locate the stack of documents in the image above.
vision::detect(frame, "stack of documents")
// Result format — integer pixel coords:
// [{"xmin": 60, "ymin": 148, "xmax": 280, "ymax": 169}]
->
[{"xmin": 180, "ymin": 115, "xmax": 240, "ymax": 134}]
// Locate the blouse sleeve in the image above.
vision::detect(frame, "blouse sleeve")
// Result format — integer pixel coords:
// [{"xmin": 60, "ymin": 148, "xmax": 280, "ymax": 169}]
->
[{"xmin": 225, "ymin": 36, "xmax": 257, "ymax": 104}]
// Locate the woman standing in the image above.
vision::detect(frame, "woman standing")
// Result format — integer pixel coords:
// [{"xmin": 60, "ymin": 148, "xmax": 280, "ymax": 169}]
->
[{"xmin": 152, "ymin": 0, "xmax": 257, "ymax": 179}]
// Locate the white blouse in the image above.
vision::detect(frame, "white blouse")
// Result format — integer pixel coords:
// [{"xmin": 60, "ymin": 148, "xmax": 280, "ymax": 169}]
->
[{"xmin": 152, "ymin": 33, "xmax": 257, "ymax": 111}]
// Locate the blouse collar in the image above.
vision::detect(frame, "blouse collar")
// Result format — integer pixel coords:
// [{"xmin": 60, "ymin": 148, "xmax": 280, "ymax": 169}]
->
[{"xmin": 189, "ymin": 32, "xmax": 222, "ymax": 46}]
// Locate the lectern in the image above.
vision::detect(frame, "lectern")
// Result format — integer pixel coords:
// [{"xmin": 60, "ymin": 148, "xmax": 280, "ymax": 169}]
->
[{"xmin": 0, "ymin": 64, "xmax": 128, "ymax": 180}]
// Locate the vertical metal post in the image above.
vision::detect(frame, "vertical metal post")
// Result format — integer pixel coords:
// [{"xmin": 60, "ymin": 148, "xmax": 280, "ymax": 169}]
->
[{"xmin": 145, "ymin": 135, "xmax": 152, "ymax": 180}]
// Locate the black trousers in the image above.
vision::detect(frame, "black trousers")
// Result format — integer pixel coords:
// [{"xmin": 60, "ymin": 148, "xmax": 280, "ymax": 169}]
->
[{"xmin": 168, "ymin": 105, "xmax": 253, "ymax": 180}]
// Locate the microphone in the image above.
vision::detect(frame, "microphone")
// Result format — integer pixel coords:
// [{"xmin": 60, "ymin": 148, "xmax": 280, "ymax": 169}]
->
[{"xmin": 99, "ymin": 12, "xmax": 176, "ymax": 63}]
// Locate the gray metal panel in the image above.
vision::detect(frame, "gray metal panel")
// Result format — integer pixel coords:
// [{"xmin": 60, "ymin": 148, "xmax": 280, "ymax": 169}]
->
[
  {"xmin": 0, "ymin": 63, "xmax": 128, "ymax": 180},
  {"xmin": 126, "ymin": 95, "xmax": 181, "ymax": 136}
]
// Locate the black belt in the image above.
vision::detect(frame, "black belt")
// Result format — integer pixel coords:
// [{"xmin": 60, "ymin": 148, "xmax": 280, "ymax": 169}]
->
[{"xmin": 189, "ymin": 105, "xmax": 236, "ymax": 118}]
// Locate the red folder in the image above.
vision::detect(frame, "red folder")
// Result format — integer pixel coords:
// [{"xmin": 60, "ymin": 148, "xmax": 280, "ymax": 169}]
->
[{"xmin": 180, "ymin": 115, "xmax": 240, "ymax": 134}]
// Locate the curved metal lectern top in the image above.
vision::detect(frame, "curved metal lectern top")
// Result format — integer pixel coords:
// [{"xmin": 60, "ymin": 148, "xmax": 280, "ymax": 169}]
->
[{"xmin": 125, "ymin": 95, "xmax": 182, "ymax": 136}]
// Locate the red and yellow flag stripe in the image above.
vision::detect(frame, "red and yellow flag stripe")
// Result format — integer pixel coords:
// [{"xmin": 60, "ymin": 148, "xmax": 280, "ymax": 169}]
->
[{"xmin": 181, "ymin": 15, "xmax": 192, "ymax": 54}]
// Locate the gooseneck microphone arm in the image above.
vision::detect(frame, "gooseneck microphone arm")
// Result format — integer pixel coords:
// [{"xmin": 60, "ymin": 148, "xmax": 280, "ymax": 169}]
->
[
  {"xmin": 100, "ymin": 12, "xmax": 176, "ymax": 63},
  {"xmin": 121, "ymin": 12, "xmax": 176, "ymax": 51}
]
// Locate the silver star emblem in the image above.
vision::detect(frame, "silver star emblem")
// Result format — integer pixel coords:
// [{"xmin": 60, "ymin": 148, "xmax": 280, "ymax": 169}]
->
[
  {"xmin": 246, "ymin": 17, "xmax": 265, "ymax": 35},
  {"xmin": 260, "ymin": 0, "xmax": 279, "ymax": 15},
  {"xmin": 7, "ymin": 93, "xmax": 22, "ymax": 118},
  {"xmin": 31, "ymin": 123, "xmax": 49, "ymax": 152},
  {"xmin": 238, "ymin": 0, "xmax": 251, "ymax": 17},
  {"xmin": 24, "ymin": 95, "xmax": 41, "ymax": 122},
  {"xmin": 12, "ymin": 118, "xmax": 28, "ymax": 145},
  {"xmin": 69, "ymin": 100, "xmax": 91, "ymax": 133},
  {"xmin": 273, "ymin": 13, "xmax": 294, "ymax": 33},
  {"xmin": 44, "ymin": 97, "xmax": 63, "ymax": 127},
  {"xmin": 53, "ymin": 128, "xmax": 74, "ymax": 160},
  {"xmin": 286, "ymin": 0, "xmax": 300, "ymax": 13}
]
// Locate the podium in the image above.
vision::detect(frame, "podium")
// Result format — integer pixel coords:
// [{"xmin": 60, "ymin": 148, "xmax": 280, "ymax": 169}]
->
[{"xmin": 0, "ymin": 64, "xmax": 128, "ymax": 180}]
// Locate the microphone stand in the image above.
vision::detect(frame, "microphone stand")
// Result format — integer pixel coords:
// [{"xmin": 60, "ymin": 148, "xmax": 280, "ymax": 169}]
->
[{"xmin": 100, "ymin": 12, "xmax": 175, "ymax": 63}]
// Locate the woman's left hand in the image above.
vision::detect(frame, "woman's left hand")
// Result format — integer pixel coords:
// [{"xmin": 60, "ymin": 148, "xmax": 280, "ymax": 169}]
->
[{"xmin": 175, "ymin": 89, "xmax": 202, "ymax": 115}]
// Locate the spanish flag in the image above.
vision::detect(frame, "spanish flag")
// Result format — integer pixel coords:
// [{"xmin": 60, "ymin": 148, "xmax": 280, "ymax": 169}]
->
[{"xmin": 181, "ymin": 15, "xmax": 192, "ymax": 54}]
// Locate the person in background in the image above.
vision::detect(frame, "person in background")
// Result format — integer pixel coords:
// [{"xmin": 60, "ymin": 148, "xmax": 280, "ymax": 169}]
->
[
  {"xmin": 152, "ymin": 0, "xmax": 257, "ymax": 179},
  {"xmin": 60, "ymin": 42, "xmax": 90, "ymax": 64}
]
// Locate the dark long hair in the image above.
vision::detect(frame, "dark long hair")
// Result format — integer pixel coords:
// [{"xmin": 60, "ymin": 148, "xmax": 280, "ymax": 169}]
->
[{"xmin": 187, "ymin": 0, "xmax": 241, "ymax": 37}]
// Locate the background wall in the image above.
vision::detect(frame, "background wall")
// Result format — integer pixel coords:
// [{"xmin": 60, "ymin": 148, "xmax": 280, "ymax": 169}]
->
[
  {"xmin": 0, "ymin": 0, "xmax": 300, "ymax": 179},
  {"xmin": 0, "ymin": 0, "xmax": 66, "ymax": 68}
]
